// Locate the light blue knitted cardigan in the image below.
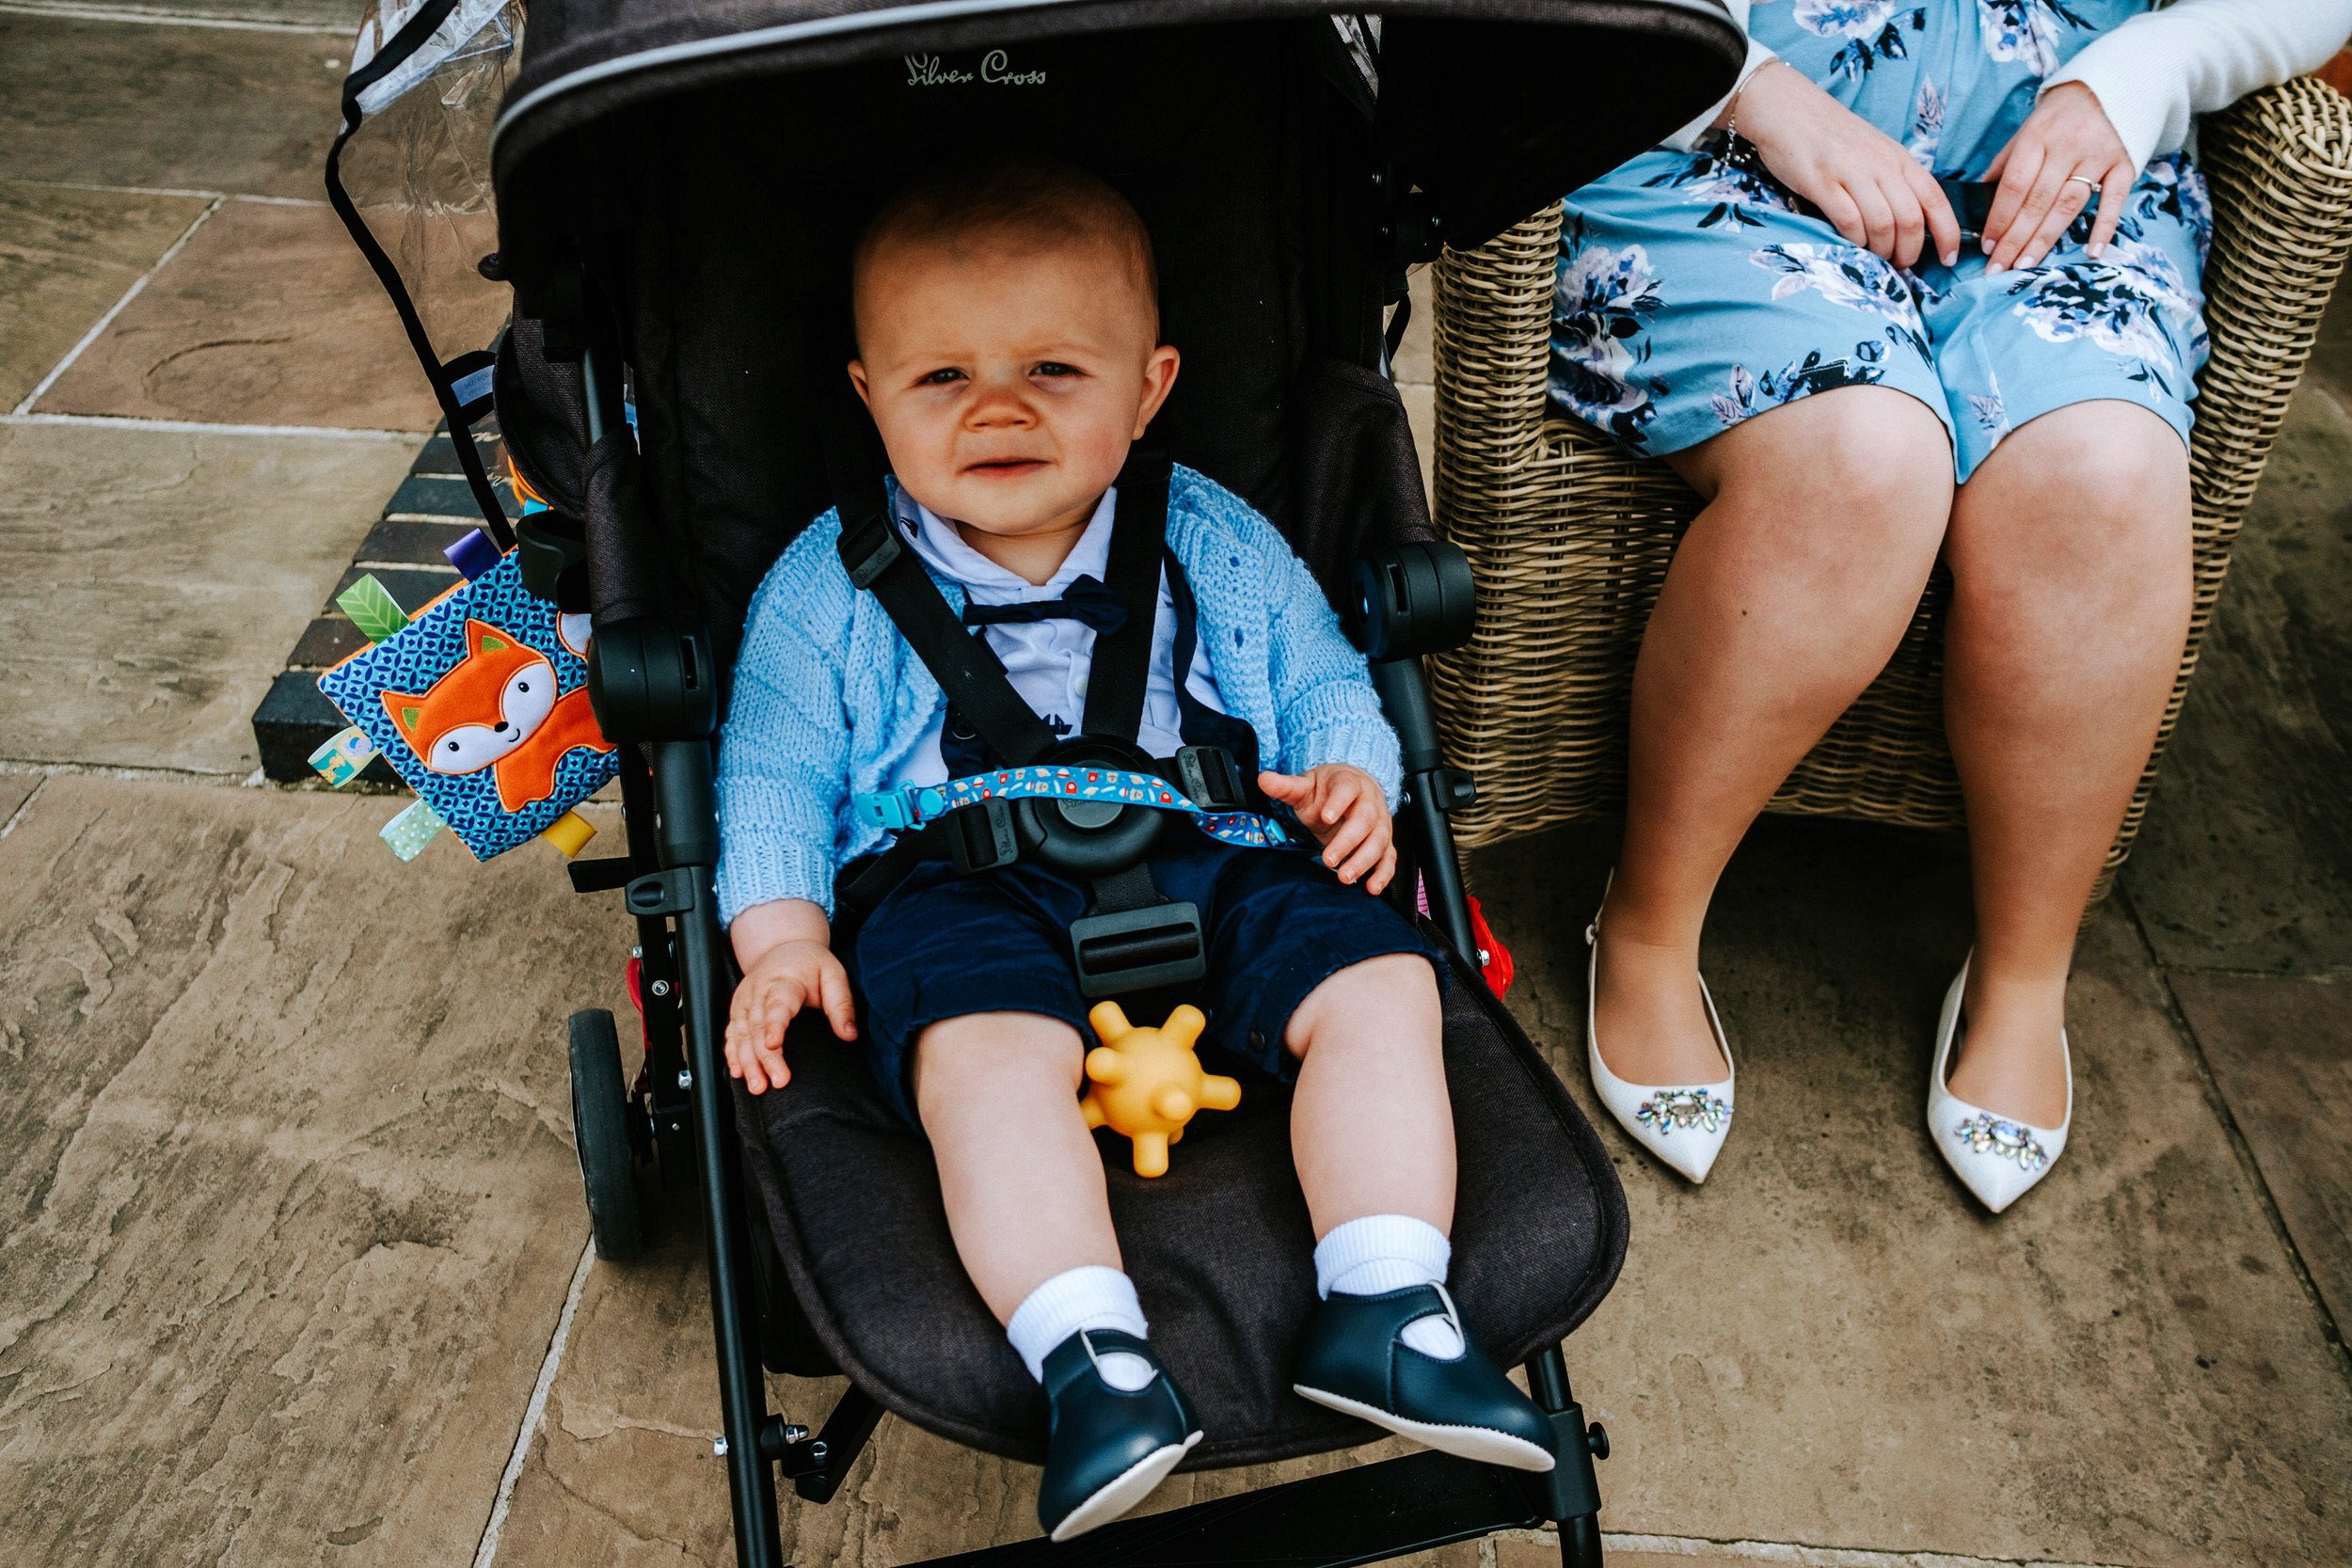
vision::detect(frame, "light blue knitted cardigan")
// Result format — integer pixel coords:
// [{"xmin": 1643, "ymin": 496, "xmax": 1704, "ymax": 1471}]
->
[{"xmin": 714, "ymin": 465, "xmax": 1403, "ymax": 926}]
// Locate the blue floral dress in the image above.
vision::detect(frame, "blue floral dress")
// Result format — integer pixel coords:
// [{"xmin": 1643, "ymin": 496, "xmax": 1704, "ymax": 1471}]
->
[{"xmin": 1554, "ymin": 0, "xmax": 2212, "ymax": 481}]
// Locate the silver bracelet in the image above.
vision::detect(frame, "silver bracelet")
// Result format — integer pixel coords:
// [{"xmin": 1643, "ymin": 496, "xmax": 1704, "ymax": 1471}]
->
[{"xmin": 1724, "ymin": 56, "xmax": 1793, "ymax": 147}]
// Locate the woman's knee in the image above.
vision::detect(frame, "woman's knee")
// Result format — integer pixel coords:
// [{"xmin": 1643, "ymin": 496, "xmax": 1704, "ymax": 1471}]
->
[
  {"xmin": 1952, "ymin": 403, "xmax": 2192, "ymax": 585},
  {"xmin": 1682, "ymin": 386, "xmax": 1956, "ymax": 533}
]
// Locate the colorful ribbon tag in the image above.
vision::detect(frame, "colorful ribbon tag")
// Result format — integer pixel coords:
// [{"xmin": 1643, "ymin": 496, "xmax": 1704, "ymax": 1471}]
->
[
  {"xmin": 308, "ymin": 724, "xmax": 376, "ymax": 787},
  {"xmin": 855, "ymin": 764, "xmax": 1295, "ymax": 851},
  {"xmin": 539, "ymin": 809, "xmax": 597, "ymax": 857},
  {"xmin": 337, "ymin": 574, "xmax": 411, "ymax": 643},
  {"xmin": 380, "ymin": 797, "xmax": 444, "ymax": 861},
  {"xmin": 443, "ymin": 529, "xmax": 502, "ymax": 580}
]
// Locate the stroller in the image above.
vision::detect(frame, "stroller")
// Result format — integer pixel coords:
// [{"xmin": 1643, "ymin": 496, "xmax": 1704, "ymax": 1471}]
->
[{"xmin": 329, "ymin": 2, "xmax": 1743, "ymax": 1563}]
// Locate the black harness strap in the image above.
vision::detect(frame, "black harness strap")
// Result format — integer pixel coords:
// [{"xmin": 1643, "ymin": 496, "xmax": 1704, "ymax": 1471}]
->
[
  {"xmin": 1086, "ymin": 862, "xmax": 1166, "ymax": 915},
  {"xmin": 1079, "ymin": 446, "xmax": 1171, "ymax": 744},
  {"xmin": 834, "ymin": 495, "xmax": 1063, "ymax": 767},
  {"xmin": 829, "ymin": 447, "xmax": 1213, "ymax": 1001},
  {"xmin": 1162, "ymin": 546, "xmax": 1265, "ymax": 784}
]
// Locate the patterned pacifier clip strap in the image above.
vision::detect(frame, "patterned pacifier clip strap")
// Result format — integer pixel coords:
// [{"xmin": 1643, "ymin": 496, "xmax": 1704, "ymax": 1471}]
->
[{"xmin": 854, "ymin": 764, "xmax": 1296, "ymax": 850}]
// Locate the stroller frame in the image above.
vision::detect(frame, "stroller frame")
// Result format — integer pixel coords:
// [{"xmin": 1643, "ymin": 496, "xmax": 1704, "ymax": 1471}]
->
[{"xmin": 324, "ymin": 6, "xmax": 1748, "ymax": 1562}]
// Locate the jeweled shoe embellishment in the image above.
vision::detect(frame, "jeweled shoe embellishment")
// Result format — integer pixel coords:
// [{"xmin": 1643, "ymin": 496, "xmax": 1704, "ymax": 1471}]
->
[
  {"xmin": 1950, "ymin": 1112, "xmax": 2049, "ymax": 1172},
  {"xmin": 1635, "ymin": 1086, "xmax": 1729, "ymax": 1136}
]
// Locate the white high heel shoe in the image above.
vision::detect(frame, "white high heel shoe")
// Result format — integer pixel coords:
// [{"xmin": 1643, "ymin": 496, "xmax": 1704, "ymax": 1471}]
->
[
  {"xmin": 1584, "ymin": 895, "xmax": 1736, "ymax": 1184},
  {"xmin": 1926, "ymin": 958, "xmax": 2071, "ymax": 1213}
]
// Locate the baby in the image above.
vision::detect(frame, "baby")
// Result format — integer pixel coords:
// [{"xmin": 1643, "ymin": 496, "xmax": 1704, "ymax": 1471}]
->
[{"xmin": 714, "ymin": 160, "xmax": 1554, "ymax": 1542}]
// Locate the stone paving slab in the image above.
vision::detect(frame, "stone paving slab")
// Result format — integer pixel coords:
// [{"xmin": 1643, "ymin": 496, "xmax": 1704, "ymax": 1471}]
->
[
  {"xmin": 1402, "ymin": 380, "xmax": 1436, "ymax": 506},
  {"xmin": 0, "ymin": 179, "xmax": 208, "ymax": 410},
  {"xmin": 0, "ymin": 420, "xmax": 416, "ymax": 772},
  {"xmin": 0, "ymin": 16, "xmax": 347, "ymax": 200},
  {"xmin": 1399, "ymin": 263, "xmax": 1435, "ymax": 502},
  {"xmin": 1396, "ymin": 262, "xmax": 1434, "ymax": 384},
  {"xmin": 1496, "ymin": 1544, "xmax": 1714, "ymax": 1568},
  {"xmin": 33, "ymin": 198, "xmax": 480, "ymax": 432},
  {"xmin": 1466, "ymin": 815, "xmax": 2352, "ymax": 1568},
  {"xmin": 2167, "ymin": 972, "xmax": 2352, "ymax": 1338},
  {"xmin": 0, "ymin": 774, "xmax": 630, "ymax": 1567},
  {"xmin": 6, "ymin": 0, "xmax": 357, "ymax": 26},
  {"xmin": 2122, "ymin": 304, "xmax": 2352, "ymax": 975},
  {"xmin": 0, "ymin": 770, "xmax": 40, "ymax": 827}
]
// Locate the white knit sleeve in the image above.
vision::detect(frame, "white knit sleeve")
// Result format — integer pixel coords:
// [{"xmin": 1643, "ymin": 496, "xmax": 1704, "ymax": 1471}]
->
[
  {"xmin": 1663, "ymin": 0, "xmax": 1777, "ymax": 152},
  {"xmin": 2043, "ymin": 0, "xmax": 2352, "ymax": 174}
]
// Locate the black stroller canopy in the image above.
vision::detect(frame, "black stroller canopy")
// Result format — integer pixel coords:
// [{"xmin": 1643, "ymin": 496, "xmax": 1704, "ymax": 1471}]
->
[{"xmin": 492, "ymin": 0, "xmax": 1744, "ymax": 264}]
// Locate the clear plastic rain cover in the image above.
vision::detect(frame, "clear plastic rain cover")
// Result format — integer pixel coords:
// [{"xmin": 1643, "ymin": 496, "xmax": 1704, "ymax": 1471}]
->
[{"xmin": 336, "ymin": 0, "xmax": 524, "ymax": 379}]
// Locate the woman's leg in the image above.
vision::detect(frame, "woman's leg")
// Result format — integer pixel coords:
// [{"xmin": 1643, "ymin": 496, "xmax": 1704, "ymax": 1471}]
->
[
  {"xmin": 1941, "ymin": 401, "xmax": 2192, "ymax": 1124},
  {"xmin": 913, "ymin": 1012, "xmax": 1120, "ymax": 1324},
  {"xmin": 1285, "ymin": 953, "xmax": 1454, "ymax": 1237},
  {"xmin": 1596, "ymin": 387, "xmax": 1954, "ymax": 1083}
]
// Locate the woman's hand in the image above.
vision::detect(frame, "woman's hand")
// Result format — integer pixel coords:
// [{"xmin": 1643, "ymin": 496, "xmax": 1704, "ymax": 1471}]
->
[
  {"xmin": 725, "ymin": 898, "xmax": 856, "ymax": 1095},
  {"xmin": 1980, "ymin": 82, "xmax": 2136, "ymax": 272},
  {"xmin": 1258, "ymin": 764, "xmax": 1396, "ymax": 895},
  {"xmin": 1734, "ymin": 60, "xmax": 1961, "ymax": 270}
]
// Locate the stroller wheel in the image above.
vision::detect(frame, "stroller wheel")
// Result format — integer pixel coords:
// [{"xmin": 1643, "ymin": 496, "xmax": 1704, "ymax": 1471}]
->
[{"xmin": 567, "ymin": 1008, "xmax": 646, "ymax": 1261}]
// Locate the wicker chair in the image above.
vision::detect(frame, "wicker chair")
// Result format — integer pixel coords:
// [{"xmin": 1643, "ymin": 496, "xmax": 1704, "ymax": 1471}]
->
[{"xmin": 1429, "ymin": 77, "xmax": 2352, "ymax": 898}]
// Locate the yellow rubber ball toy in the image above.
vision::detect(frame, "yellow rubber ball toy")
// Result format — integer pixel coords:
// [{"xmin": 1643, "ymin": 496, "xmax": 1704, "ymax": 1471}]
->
[{"xmin": 1079, "ymin": 1001, "xmax": 1243, "ymax": 1177}]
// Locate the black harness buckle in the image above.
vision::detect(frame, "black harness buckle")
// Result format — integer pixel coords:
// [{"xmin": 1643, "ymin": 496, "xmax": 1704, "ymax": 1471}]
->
[
  {"xmin": 838, "ymin": 507, "xmax": 906, "ymax": 590},
  {"xmin": 1174, "ymin": 744, "xmax": 1247, "ymax": 811},
  {"xmin": 1069, "ymin": 901, "xmax": 1207, "ymax": 998},
  {"xmin": 945, "ymin": 797, "xmax": 1020, "ymax": 875}
]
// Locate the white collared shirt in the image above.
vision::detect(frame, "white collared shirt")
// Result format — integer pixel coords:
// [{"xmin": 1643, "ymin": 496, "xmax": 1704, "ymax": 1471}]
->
[{"xmin": 884, "ymin": 485, "xmax": 1228, "ymax": 791}]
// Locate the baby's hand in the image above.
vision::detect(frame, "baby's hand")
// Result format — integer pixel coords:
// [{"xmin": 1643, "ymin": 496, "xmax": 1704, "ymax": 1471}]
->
[
  {"xmin": 725, "ymin": 938, "xmax": 856, "ymax": 1095},
  {"xmin": 1258, "ymin": 764, "xmax": 1396, "ymax": 895}
]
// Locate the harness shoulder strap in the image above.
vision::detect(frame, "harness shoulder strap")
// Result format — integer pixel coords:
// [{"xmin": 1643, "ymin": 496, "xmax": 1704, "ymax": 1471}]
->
[
  {"xmin": 1079, "ymin": 446, "xmax": 1170, "ymax": 745},
  {"xmin": 835, "ymin": 485, "xmax": 1061, "ymax": 768}
]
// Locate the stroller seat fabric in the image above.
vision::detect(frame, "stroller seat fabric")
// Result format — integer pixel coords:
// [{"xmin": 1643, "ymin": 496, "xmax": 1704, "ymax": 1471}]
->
[{"xmin": 736, "ymin": 942, "xmax": 1627, "ymax": 1466}]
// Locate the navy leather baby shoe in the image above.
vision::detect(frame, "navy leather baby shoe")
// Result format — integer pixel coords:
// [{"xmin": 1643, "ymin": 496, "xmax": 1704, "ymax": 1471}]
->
[
  {"xmin": 1292, "ymin": 1284, "xmax": 1556, "ymax": 1471},
  {"xmin": 1038, "ymin": 1328, "xmax": 1203, "ymax": 1542}
]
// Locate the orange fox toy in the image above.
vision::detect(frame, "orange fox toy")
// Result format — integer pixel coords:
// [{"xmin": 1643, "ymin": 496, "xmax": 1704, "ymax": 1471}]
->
[{"xmin": 383, "ymin": 617, "xmax": 612, "ymax": 812}]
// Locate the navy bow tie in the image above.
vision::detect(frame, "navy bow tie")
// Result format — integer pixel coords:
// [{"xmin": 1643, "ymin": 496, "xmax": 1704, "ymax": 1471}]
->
[{"xmin": 961, "ymin": 574, "xmax": 1130, "ymax": 636}]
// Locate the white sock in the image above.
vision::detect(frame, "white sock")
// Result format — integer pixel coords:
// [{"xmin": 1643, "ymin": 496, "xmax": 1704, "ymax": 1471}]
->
[
  {"xmin": 1006, "ymin": 1265, "xmax": 1154, "ymax": 1387},
  {"xmin": 1313, "ymin": 1213, "xmax": 1465, "ymax": 1359}
]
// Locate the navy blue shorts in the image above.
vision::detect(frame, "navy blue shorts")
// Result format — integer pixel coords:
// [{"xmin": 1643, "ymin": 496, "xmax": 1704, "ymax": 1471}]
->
[{"xmin": 843, "ymin": 833, "xmax": 1447, "ymax": 1129}]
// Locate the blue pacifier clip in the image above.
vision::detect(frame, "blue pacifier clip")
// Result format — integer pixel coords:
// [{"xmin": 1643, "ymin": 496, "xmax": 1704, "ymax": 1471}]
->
[{"xmin": 854, "ymin": 764, "xmax": 1296, "ymax": 851}]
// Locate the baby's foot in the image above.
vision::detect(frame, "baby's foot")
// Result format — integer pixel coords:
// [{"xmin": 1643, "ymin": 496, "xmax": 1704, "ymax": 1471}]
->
[
  {"xmin": 1292, "ymin": 1284, "xmax": 1556, "ymax": 1471},
  {"xmin": 1037, "ymin": 1330, "xmax": 1201, "ymax": 1542}
]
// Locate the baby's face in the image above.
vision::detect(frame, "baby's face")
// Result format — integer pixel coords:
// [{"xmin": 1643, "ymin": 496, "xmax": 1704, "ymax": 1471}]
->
[{"xmin": 850, "ymin": 230, "xmax": 1178, "ymax": 541}]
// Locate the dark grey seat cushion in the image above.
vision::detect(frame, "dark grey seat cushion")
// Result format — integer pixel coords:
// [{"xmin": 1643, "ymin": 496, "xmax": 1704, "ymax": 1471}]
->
[{"xmin": 732, "ymin": 944, "xmax": 1627, "ymax": 1468}]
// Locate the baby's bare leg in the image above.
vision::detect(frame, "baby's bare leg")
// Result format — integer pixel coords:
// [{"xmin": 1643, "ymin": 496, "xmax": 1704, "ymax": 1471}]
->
[
  {"xmin": 912, "ymin": 1011, "xmax": 1120, "ymax": 1325},
  {"xmin": 1284, "ymin": 954, "xmax": 1454, "ymax": 1238}
]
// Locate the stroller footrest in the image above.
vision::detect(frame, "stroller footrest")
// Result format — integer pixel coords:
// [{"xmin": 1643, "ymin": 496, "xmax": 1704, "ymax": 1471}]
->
[{"xmin": 919, "ymin": 1449, "xmax": 1544, "ymax": 1566}]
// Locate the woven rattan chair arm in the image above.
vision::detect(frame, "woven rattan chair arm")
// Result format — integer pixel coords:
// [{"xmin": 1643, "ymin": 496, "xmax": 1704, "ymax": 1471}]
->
[
  {"xmin": 2188, "ymin": 75, "xmax": 2352, "ymax": 526},
  {"xmin": 1432, "ymin": 206, "xmax": 1564, "ymax": 523}
]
